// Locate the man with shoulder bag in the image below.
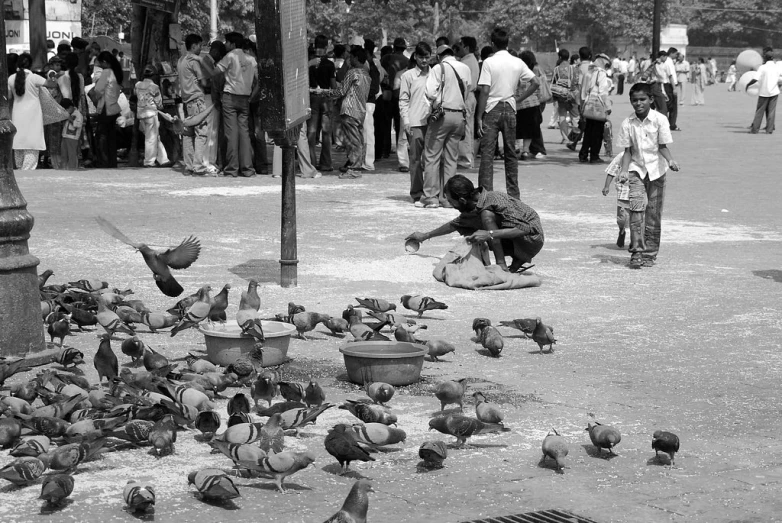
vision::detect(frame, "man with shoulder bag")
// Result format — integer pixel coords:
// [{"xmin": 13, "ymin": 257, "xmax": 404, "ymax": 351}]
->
[{"xmin": 578, "ymin": 51, "xmax": 612, "ymax": 164}]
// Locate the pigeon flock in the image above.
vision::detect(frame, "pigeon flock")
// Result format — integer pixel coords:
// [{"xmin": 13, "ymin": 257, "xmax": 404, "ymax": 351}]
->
[{"xmin": 0, "ymin": 221, "xmax": 682, "ymax": 522}]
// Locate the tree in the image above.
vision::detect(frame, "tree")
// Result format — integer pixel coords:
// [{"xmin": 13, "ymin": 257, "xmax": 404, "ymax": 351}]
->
[
  {"xmin": 671, "ymin": 0, "xmax": 782, "ymax": 47},
  {"xmin": 82, "ymin": 0, "xmax": 133, "ymax": 38}
]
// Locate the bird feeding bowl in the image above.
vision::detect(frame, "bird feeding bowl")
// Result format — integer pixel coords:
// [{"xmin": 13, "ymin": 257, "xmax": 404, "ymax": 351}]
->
[
  {"xmin": 405, "ymin": 239, "xmax": 420, "ymax": 253},
  {"xmin": 339, "ymin": 341, "xmax": 428, "ymax": 386},
  {"xmin": 199, "ymin": 321, "xmax": 296, "ymax": 367}
]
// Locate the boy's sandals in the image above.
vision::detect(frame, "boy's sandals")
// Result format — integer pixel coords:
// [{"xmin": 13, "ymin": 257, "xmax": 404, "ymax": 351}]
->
[{"xmin": 338, "ymin": 170, "xmax": 362, "ymax": 179}]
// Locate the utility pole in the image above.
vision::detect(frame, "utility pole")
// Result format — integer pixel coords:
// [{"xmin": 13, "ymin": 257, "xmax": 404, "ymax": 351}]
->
[
  {"xmin": 652, "ymin": 0, "xmax": 663, "ymax": 56},
  {"xmin": 28, "ymin": 0, "xmax": 47, "ymax": 71},
  {"xmin": 0, "ymin": 9, "xmax": 46, "ymax": 357},
  {"xmin": 211, "ymin": 0, "xmax": 218, "ymax": 41}
]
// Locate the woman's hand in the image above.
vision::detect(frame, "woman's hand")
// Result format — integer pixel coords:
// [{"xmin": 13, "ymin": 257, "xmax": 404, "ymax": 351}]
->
[
  {"xmin": 405, "ymin": 232, "xmax": 427, "ymax": 243},
  {"xmin": 466, "ymin": 230, "xmax": 492, "ymax": 244}
]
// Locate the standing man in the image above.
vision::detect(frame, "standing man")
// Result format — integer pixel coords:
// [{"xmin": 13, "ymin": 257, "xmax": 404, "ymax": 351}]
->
[
  {"xmin": 362, "ymin": 38, "xmax": 382, "ymax": 171},
  {"xmin": 178, "ymin": 34, "xmax": 211, "ymax": 175},
  {"xmin": 216, "ymin": 32, "xmax": 257, "ymax": 177},
  {"xmin": 475, "ymin": 27, "xmax": 538, "ymax": 199},
  {"xmin": 421, "ymin": 45, "xmax": 471, "ymax": 208},
  {"xmin": 666, "ymin": 48, "xmax": 681, "ymax": 131},
  {"xmin": 750, "ymin": 47, "xmax": 781, "ymax": 134},
  {"xmin": 577, "ymin": 51, "xmax": 611, "ymax": 164},
  {"xmin": 379, "ymin": 38, "xmax": 409, "ymax": 164},
  {"xmin": 455, "ymin": 36, "xmax": 479, "ymax": 169},
  {"xmin": 616, "ymin": 55, "xmax": 628, "ymax": 95},
  {"xmin": 308, "ymin": 35, "xmax": 336, "ymax": 172},
  {"xmin": 628, "ymin": 52, "xmax": 637, "ymax": 84},
  {"xmin": 399, "ymin": 42, "xmax": 432, "ymax": 206},
  {"xmin": 651, "ymin": 50, "xmax": 671, "ymax": 119}
]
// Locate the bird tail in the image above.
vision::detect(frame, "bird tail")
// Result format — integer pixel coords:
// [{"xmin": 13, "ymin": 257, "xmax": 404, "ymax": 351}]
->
[
  {"xmin": 95, "ymin": 216, "xmax": 139, "ymax": 248},
  {"xmin": 476, "ymin": 422, "xmax": 512, "ymax": 434},
  {"xmin": 156, "ymin": 277, "xmax": 184, "ymax": 298}
]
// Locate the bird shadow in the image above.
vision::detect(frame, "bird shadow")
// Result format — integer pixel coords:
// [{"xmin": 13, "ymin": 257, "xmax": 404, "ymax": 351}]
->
[
  {"xmin": 369, "ymin": 446, "xmax": 405, "ymax": 454},
  {"xmin": 402, "ymin": 314, "xmax": 446, "ymax": 321},
  {"xmin": 323, "ymin": 332, "xmax": 348, "ymax": 339},
  {"xmin": 425, "ymin": 356, "xmax": 453, "ymax": 363},
  {"xmin": 243, "ymin": 481, "xmax": 312, "ymax": 492},
  {"xmin": 461, "ymin": 442, "xmax": 508, "ymax": 450},
  {"xmin": 592, "ymin": 254, "xmax": 630, "ymax": 266},
  {"xmin": 406, "ymin": 252, "xmax": 441, "ymax": 260},
  {"xmin": 228, "ymin": 259, "xmax": 280, "ymax": 284},
  {"xmin": 320, "ymin": 463, "xmax": 370, "ymax": 480},
  {"xmin": 191, "ymin": 494, "xmax": 241, "ymax": 510},
  {"xmin": 753, "ymin": 269, "xmax": 782, "ymax": 283},
  {"xmin": 582, "ymin": 443, "xmax": 619, "ymax": 460},
  {"xmin": 416, "ymin": 461, "xmax": 444, "ymax": 473},
  {"xmin": 646, "ymin": 455, "xmax": 673, "ymax": 467},
  {"xmin": 123, "ymin": 507, "xmax": 156, "ymax": 520},
  {"xmin": 474, "ymin": 348, "xmax": 502, "ymax": 358},
  {"xmin": 527, "ymin": 349, "xmax": 550, "ymax": 355},
  {"xmin": 537, "ymin": 457, "xmax": 564, "ymax": 474},
  {"xmin": 39, "ymin": 499, "xmax": 74, "ymax": 515},
  {"xmin": 590, "ymin": 243, "xmax": 627, "ymax": 251},
  {"xmin": 430, "ymin": 407, "xmax": 464, "ymax": 417},
  {"xmin": 0, "ymin": 482, "xmax": 30, "ymax": 493}
]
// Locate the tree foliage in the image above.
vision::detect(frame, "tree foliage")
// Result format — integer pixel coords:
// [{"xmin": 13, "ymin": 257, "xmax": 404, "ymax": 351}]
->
[{"xmin": 671, "ymin": 0, "xmax": 781, "ymax": 47}]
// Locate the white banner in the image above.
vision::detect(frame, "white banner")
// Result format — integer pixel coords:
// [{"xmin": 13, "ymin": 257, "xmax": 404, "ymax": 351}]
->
[{"xmin": 3, "ymin": 0, "xmax": 82, "ymax": 49}]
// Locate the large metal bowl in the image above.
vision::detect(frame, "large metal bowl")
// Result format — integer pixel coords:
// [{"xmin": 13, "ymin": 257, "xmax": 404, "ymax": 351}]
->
[{"xmin": 339, "ymin": 341, "xmax": 428, "ymax": 386}]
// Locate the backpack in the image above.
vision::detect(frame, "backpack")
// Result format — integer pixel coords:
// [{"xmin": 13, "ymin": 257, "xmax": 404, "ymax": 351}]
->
[{"xmin": 551, "ymin": 64, "xmax": 575, "ymax": 103}]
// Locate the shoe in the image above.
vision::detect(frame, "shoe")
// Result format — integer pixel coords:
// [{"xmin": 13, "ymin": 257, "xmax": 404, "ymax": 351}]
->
[
  {"xmin": 547, "ymin": 125, "xmax": 557, "ymax": 129},
  {"xmin": 423, "ymin": 201, "xmax": 439, "ymax": 209},
  {"xmin": 320, "ymin": 167, "xmax": 334, "ymax": 172},
  {"xmin": 534, "ymin": 153, "xmax": 547, "ymax": 159},
  {"xmin": 566, "ymin": 143, "xmax": 577, "ymax": 151},
  {"xmin": 616, "ymin": 230, "xmax": 626, "ymax": 248},
  {"xmin": 641, "ymin": 257, "xmax": 655, "ymax": 267},
  {"xmin": 519, "ymin": 152, "xmax": 532, "ymax": 161},
  {"xmin": 414, "ymin": 200, "xmax": 425, "ymax": 208},
  {"xmin": 182, "ymin": 169, "xmax": 194, "ymax": 176},
  {"xmin": 671, "ymin": 127, "xmax": 681, "ymax": 132},
  {"xmin": 579, "ymin": 157, "xmax": 589, "ymax": 163},
  {"xmin": 749, "ymin": 130, "xmax": 759, "ymax": 134},
  {"xmin": 629, "ymin": 255, "xmax": 643, "ymax": 269},
  {"xmin": 338, "ymin": 169, "xmax": 362, "ymax": 179},
  {"xmin": 457, "ymin": 163, "xmax": 472, "ymax": 169},
  {"xmin": 590, "ymin": 158, "xmax": 606, "ymax": 164},
  {"xmin": 399, "ymin": 166, "xmax": 409, "ymax": 172}
]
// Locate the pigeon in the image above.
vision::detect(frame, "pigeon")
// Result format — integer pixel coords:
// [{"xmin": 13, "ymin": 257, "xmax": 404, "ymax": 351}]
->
[
  {"xmin": 305, "ymin": 380, "xmax": 326, "ymax": 408},
  {"xmin": 251, "ymin": 375, "xmax": 277, "ymax": 408},
  {"xmin": 348, "ymin": 314, "xmax": 390, "ymax": 342},
  {"xmin": 29, "ymin": 393, "xmax": 83, "ymax": 420},
  {"xmin": 355, "ymin": 297, "xmax": 396, "ymax": 313},
  {"xmin": 186, "ymin": 353, "xmax": 219, "ymax": 374},
  {"xmin": 140, "ymin": 311, "xmax": 178, "ymax": 333},
  {"xmin": 123, "ymin": 299, "xmax": 151, "ymax": 314},
  {"xmin": 218, "ymin": 422, "xmax": 263, "ymax": 445},
  {"xmin": 236, "ymin": 292, "xmax": 264, "ymax": 341},
  {"xmin": 255, "ymin": 401, "xmax": 306, "ymax": 417},
  {"xmin": 0, "ymin": 456, "xmax": 49, "ymax": 486},
  {"xmin": 532, "ymin": 318, "xmax": 556, "ymax": 353},
  {"xmin": 419, "ymin": 440, "xmax": 448, "ymax": 468},
  {"xmin": 323, "ymin": 317, "xmax": 349, "ymax": 336},
  {"xmin": 209, "ymin": 440, "xmax": 267, "ymax": 466},
  {"xmin": 170, "ymin": 285, "xmax": 212, "ymax": 336},
  {"xmin": 249, "ymin": 451, "xmax": 316, "ymax": 492},
  {"xmin": 586, "ymin": 422, "xmax": 621, "ymax": 456},
  {"xmin": 325, "ymin": 424, "xmax": 375, "ymax": 473},
  {"xmin": 23, "ymin": 416, "xmax": 71, "ymax": 438},
  {"xmin": 652, "ymin": 430, "xmax": 680, "ymax": 466},
  {"xmin": 195, "ymin": 411, "xmax": 221, "ymax": 437},
  {"xmin": 109, "ymin": 420, "xmax": 155, "ymax": 445},
  {"xmin": 114, "ymin": 305, "xmax": 143, "ymax": 325},
  {"xmin": 40, "ymin": 473, "xmax": 74, "ymax": 505},
  {"xmin": 426, "ymin": 339, "xmax": 455, "ymax": 362},
  {"xmin": 10, "ymin": 435, "xmax": 50, "ymax": 457},
  {"xmin": 339, "ymin": 401, "xmax": 397, "ymax": 425},
  {"xmin": 0, "ymin": 359, "xmax": 26, "ymax": 386},
  {"xmin": 291, "ymin": 312, "xmax": 331, "ymax": 339},
  {"xmin": 157, "ymin": 382, "xmax": 212, "ymax": 411},
  {"xmin": 120, "ymin": 336, "xmax": 146, "ymax": 364},
  {"xmin": 240, "ymin": 279, "xmax": 261, "ymax": 312},
  {"xmin": 392, "ymin": 323, "xmax": 426, "ymax": 344},
  {"xmin": 350, "ymin": 423, "xmax": 407, "ymax": 447},
  {"xmin": 279, "ymin": 403, "xmax": 334, "ymax": 430},
  {"xmin": 434, "ymin": 379, "xmax": 468, "ymax": 411},
  {"xmin": 94, "ymin": 336, "xmax": 119, "ymax": 382},
  {"xmin": 472, "ymin": 392, "xmax": 504, "ymax": 424},
  {"xmin": 259, "ymin": 413, "xmax": 285, "ymax": 454},
  {"xmin": 48, "ymin": 315, "xmax": 71, "ymax": 346},
  {"xmin": 55, "ymin": 347, "xmax": 85, "ymax": 368},
  {"xmin": 366, "ymin": 382, "xmax": 395, "ymax": 405},
  {"xmin": 47, "ymin": 439, "xmax": 106, "ymax": 471},
  {"xmin": 498, "ymin": 318, "xmax": 537, "ymax": 337},
  {"xmin": 324, "ymin": 479, "xmax": 374, "ymax": 523},
  {"xmin": 208, "ymin": 284, "xmax": 231, "ymax": 322},
  {"xmin": 279, "ymin": 381, "xmax": 306, "ymax": 402},
  {"xmin": 188, "ymin": 468, "xmax": 240, "ymax": 500},
  {"xmin": 541, "ymin": 429, "xmax": 569, "ymax": 472},
  {"xmin": 0, "ymin": 418, "xmax": 23, "ymax": 448},
  {"xmin": 67, "ymin": 279, "xmax": 108, "ymax": 292},
  {"xmin": 123, "ymin": 480, "xmax": 156, "ymax": 512},
  {"xmin": 429, "ymin": 414, "xmax": 511, "ymax": 447},
  {"xmin": 143, "ymin": 346, "xmax": 174, "ymax": 375},
  {"xmin": 38, "ymin": 269, "xmax": 54, "ymax": 289},
  {"xmin": 96, "ymin": 297, "xmax": 135, "ymax": 337},
  {"xmin": 148, "ymin": 415, "xmax": 177, "ymax": 457},
  {"xmin": 64, "ymin": 417, "xmax": 124, "ymax": 443},
  {"xmin": 473, "ymin": 319, "xmax": 504, "ymax": 357},
  {"xmin": 95, "ymin": 216, "xmax": 201, "ymax": 297},
  {"xmin": 227, "ymin": 393, "xmax": 252, "ymax": 417},
  {"xmin": 400, "ymin": 294, "xmax": 448, "ymax": 317},
  {"xmin": 166, "ymin": 292, "xmax": 199, "ymax": 319}
]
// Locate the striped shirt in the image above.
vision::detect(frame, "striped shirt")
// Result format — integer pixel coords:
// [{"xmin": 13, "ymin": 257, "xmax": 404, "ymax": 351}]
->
[
  {"xmin": 451, "ymin": 189, "xmax": 544, "ymax": 240},
  {"xmin": 324, "ymin": 67, "xmax": 371, "ymax": 121}
]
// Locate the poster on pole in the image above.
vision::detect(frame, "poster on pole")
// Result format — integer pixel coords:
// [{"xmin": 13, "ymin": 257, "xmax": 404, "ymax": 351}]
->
[{"xmin": 3, "ymin": 0, "xmax": 82, "ymax": 52}]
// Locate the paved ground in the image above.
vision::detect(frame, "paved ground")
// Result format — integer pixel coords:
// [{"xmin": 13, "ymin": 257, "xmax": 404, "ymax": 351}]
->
[{"xmin": 1, "ymin": 85, "xmax": 781, "ymax": 523}]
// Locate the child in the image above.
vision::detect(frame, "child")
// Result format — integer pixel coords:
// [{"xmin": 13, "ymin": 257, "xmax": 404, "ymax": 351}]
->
[
  {"xmin": 60, "ymin": 98, "xmax": 83, "ymax": 170},
  {"xmin": 603, "ymin": 83, "xmax": 680, "ymax": 269},
  {"xmin": 602, "ymin": 154, "xmax": 629, "ymax": 248},
  {"xmin": 134, "ymin": 65, "xmax": 169, "ymax": 167}
]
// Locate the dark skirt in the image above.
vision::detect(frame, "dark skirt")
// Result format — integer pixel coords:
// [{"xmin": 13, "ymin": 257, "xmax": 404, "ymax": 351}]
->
[{"xmin": 516, "ymin": 107, "xmax": 543, "ymax": 140}]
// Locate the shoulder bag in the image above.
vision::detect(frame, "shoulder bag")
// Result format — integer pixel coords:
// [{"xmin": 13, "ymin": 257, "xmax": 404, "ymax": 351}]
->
[
  {"xmin": 551, "ymin": 65, "xmax": 574, "ymax": 103},
  {"xmin": 537, "ymin": 70, "xmax": 552, "ymax": 104},
  {"xmin": 39, "ymin": 86, "xmax": 70, "ymax": 125},
  {"xmin": 427, "ymin": 65, "xmax": 446, "ymax": 124},
  {"xmin": 580, "ymin": 70, "xmax": 609, "ymax": 122}
]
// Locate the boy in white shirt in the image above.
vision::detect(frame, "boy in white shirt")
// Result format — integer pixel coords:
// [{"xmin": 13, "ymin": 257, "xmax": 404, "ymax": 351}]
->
[
  {"xmin": 60, "ymin": 98, "xmax": 83, "ymax": 170},
  {"xmin": 750, "ymin": 47, "xmax": 781, "ymax": 134}
]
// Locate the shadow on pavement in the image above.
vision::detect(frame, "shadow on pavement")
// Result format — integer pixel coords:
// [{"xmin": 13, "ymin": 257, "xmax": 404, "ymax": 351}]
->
[
  {"xmin": 320, "ymin": 463, "xmax": 369, "ymax": 480},
  {"xmin": 592, "ymin": 254, "xmax": 629, "ymax": 266},
  {"xmin": 590, "ymin": 243, "xmax": 626, "ymax": 251},
  {"xmin": 228, "ymin": 259, "xmax": 280, "ymax": 284},
  {"xmin": 752, "ymin": 269, "xmax": 782, "ymax": 283},
  {"xmin": 582, "ymin": 443, "xmax": 619, "ymax": 460}
]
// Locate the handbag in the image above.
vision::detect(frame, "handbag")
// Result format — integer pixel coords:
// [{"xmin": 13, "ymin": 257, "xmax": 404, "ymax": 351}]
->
[
  {"xmin": 580, "ymin": 70, "xmax": 609, "ymax": 122},
  {"xmin": 537, "ymin": 71, "xmax": 552, "ymax": 104},
  {"xmin": 427, "ymin": 64, "xmax": 446, "ymax": 124},
  {"xmin": 39, "ymin": 86, "xmax": 70, "ymax": 125},
  {"xmin": 551, "ymin": 65, "xmax": 575, "ymax": 103}
]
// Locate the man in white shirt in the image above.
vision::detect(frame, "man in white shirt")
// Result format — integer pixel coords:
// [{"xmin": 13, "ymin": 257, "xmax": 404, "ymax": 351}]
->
[
  {"xmin": 399, "ymin": 42, "xmax": 432, "ymax": 206},
  {"xmin": 628, "ymin": 53, "xmax": 637, "ymax": 83},
  {"xmin": 665, "ymin": 48, "xmax": 681, "ymax": 131},
  {"xmin": 651, "ymin": 50, "xmax": 673, "ymax": 120},
  {"xmin": 750, "ymin": 47, "xmax": 781, "ymax": 134},
  {"xmin": 475, "ymin": 27, "xmax": 538, "ymax": 199},
  {"xmin": 421, "ymin": 45, "xmax": 472, "ymax": 208},
  {"xmin": 616, "ymin": 56, "xmax": 628, "ymax": 95},
  {"xmin": 455, "ymin": 36, "xmax": 479, "ymax": 168}
]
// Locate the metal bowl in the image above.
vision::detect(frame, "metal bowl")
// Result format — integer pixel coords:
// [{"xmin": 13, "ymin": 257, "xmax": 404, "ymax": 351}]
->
[{"xmin": 339, "ymin": 341, "xmax": 428, "ymax": 386}]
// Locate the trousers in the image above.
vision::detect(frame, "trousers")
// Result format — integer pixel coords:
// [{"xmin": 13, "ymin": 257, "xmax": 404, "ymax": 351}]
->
[
  {"xmin": 478, "ymin": 102, "xmax": 519, "ymax": 198},
  {"xmin": 628, "ymin": 171, "xmax": 666, "ymax": 259},
  {"xmin": 422, "ymin": 112, "xmax": 464, "ymax": 204}
]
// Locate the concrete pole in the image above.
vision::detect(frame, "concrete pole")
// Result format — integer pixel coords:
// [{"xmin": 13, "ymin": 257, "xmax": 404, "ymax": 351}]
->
[
  {"xmin": 28, "ymin": 0, "xmax": 47, "ymax": 71},
  {"xmin": 0, "ymin": 11, "xmax": 46, "ymax": 357},
  {"xmin": 278, "ymin": 128, "xmax": 299, "ymax": 288},
  {"xmin": 652, "ymin": 0, "xmax": 663, "ymax": 56},
  {"xmin": 210, "ymin": 0, "xmax": 218, "ymax": 41}
]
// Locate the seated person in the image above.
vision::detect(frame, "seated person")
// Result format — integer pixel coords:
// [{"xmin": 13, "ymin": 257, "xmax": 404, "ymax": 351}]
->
[{"xmin": 406, "ymin": 175, "xmax": 544, "ymax": 272}]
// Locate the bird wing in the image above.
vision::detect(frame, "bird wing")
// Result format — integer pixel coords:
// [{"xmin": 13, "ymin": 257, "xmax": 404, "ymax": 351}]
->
[
  {"xmin": 446, "ymin": 416, "xmax": 477, "ymax": 437},
  {"xmin": 95, "ymin": 216, "xmax": 142, "ymax": 249},
  {"xmin": 159, "ymin": 236, "xmax": 201, "ymax": 269}
]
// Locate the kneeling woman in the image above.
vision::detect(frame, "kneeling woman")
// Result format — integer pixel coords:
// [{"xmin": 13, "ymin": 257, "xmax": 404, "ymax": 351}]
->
[{"xmin": 406, "ymin": 175, "xmax": 544, "ymax": 272}]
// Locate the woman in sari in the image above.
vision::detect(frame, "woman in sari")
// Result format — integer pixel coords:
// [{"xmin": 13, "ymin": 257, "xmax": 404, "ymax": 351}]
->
[{"xmin": 691, "ymin": 58, "xmax": 706, "ymax": 106}]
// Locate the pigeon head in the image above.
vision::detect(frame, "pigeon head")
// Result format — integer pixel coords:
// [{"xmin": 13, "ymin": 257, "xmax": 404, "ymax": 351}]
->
[
  {"xmin": 428, "ymin": 417, "xmax": 446, "ymax": 432},
  {"xmin": 652, "ymin": 430, "xmax": 663, "ymax": 439},
  {"xmin": 331, "ymin": 423, "xmax": 350, "ymax": 434},
  {"xmin": 299, "ymin": 451, "xmax": 317, "ymax": 466},
  {"xmin": 472, "ymin": 391, "xmax": 486, "ymax": 403},
  {"xmin": 186, "ymin": 471, "xmax": 198, "ymax": 485}
]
